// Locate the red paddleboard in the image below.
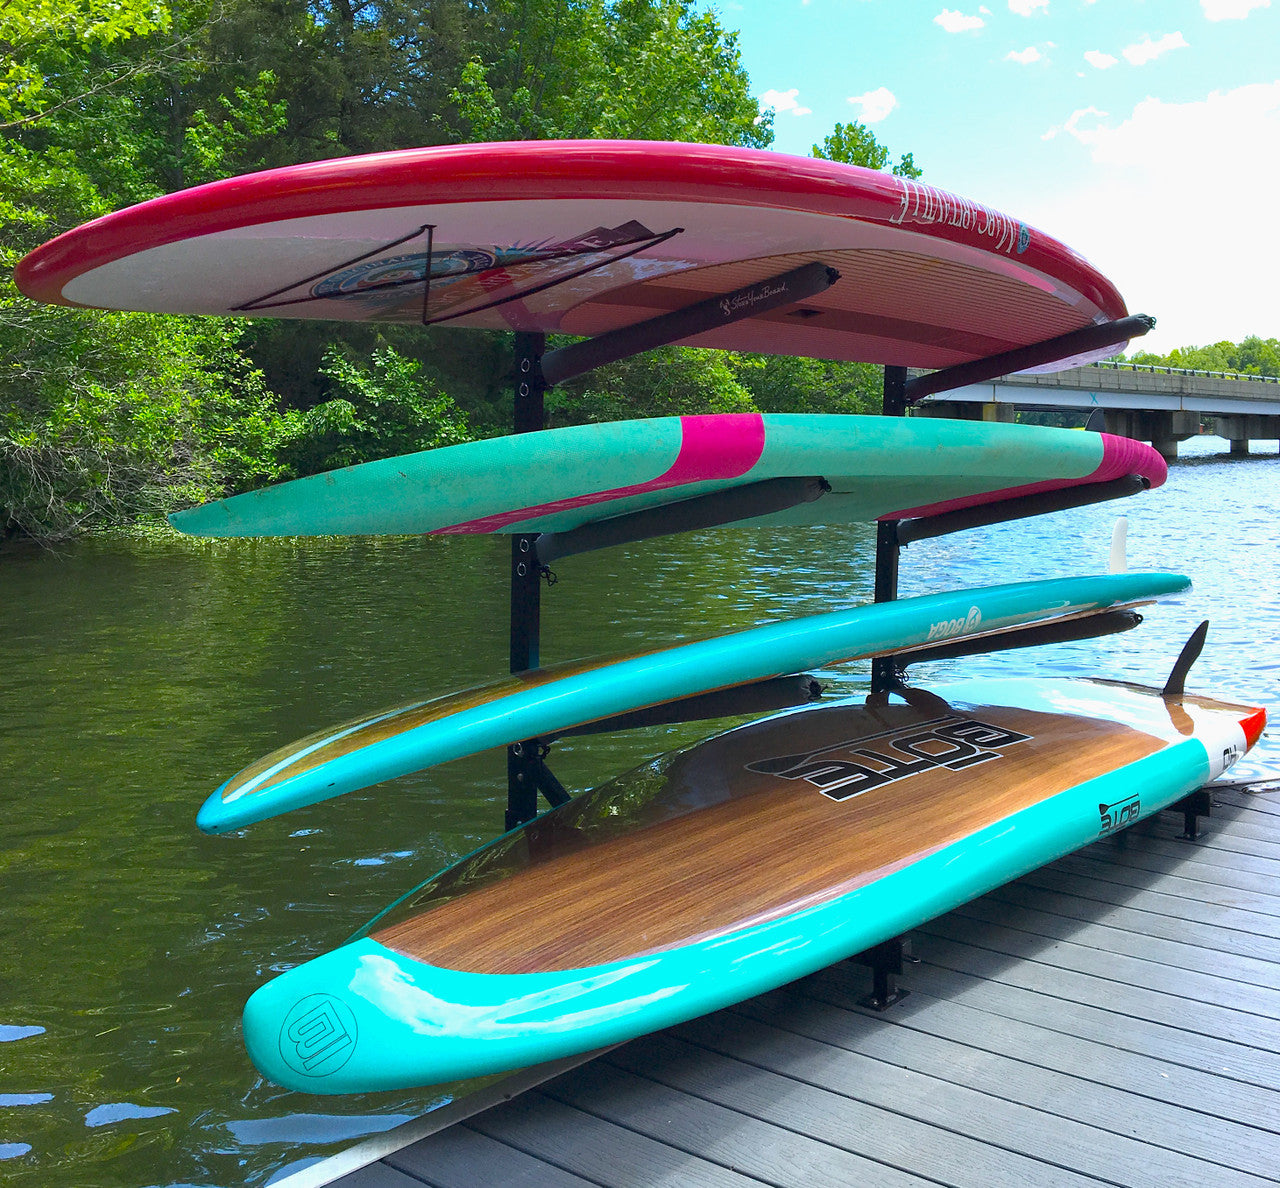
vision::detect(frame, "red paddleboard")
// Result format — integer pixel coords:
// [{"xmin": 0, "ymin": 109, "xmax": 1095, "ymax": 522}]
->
[{"xmin": 15, "ymin": 140, "xmax": 1130, "ymax": 370}]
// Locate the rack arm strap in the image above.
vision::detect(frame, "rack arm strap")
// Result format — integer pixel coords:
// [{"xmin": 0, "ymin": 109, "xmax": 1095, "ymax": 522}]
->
[
  {"xmin": 905, "ymin": 314, "xmax": 1155, "ymax": 403},
  {"xmin": 541, "ymin": 262, "xmax": 839, "ymax": 388}
]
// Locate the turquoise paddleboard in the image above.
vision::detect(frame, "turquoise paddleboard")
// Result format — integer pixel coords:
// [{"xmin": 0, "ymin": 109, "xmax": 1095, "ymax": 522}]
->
[
  {"xmin": 169, "ymin": 414, "xmax": 1165, "ymax": 540},
  {"xmin": 199, "ymin": 571, "xmax": 1188, "ymax": 833},
  {"xmin": 242, "ymin": 674, "xmax": 1266, "ymax": 1093}
]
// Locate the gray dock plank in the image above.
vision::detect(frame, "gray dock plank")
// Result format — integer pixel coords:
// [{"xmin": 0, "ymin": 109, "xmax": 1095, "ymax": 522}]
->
[
  {"xmin": 310, "ymin": 794, "xmax": 1280, "ymax": 1188},
  {"xmin": 1016, "ymin": 861, "xmax": 1280, "ymax": 939},
  {"xmin": 903, "ymin": 937, "xmax": 1280, "ymax": 1092},
  {"xmin": 739, "ymin": 980, "xmax": 1280, "ymax": 1179},
  {"xmin": 332, "ymin": 1164, "xmax": 426, "ymax": 1188},
  {"xmin": 386, "ymin": 1125, "xmax": 599, "ymax": 1187},
  {"xmin": 948, "ymin": 893, "xmax": 1280, "ymax": 988},
  {"xmin": 988, "ymin": 877, "xmax": 1280, "ymax": 959},
  {"xmin": 793, "ymin": 962, "xmax": 1280, "ymax": 1123},
  {"xmin": 545, "ymin": 1058, "xmax": 931, "ymax": 1188},
  {"xmin": 1056, "ymin": 847, "xmax": 1280, "ymax": 906},
  {"xmin": 919, "ymin": 918, "xmax": 1280, "ymax": 1049},
  {"xmin": 464, "ymin": 1091, "xmax": 766, "ymax": 1186},
  {"xmin": 660, "ymin": 1012, "xmax": 1269, "ymax": 1188}
]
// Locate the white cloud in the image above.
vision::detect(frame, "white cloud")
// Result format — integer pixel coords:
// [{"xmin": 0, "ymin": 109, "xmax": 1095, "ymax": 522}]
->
[
  {"xmin": 1200, "ymin": 0, "xmax": 1270, "ymax": 19},
  {"xmin": 935, "ymin": 9, "xmax": 986, "ymax": 32},
  {"xmin": 1041, "ymin": 105, "xmax": 1108, "ymax": 140},
  {"xmin": 1006, "ymin": 46, "xmax": 1043, "ymax": 64},
  {"xmin": 847, "ymin": 86, "xmax": 898, "ymax": 123},
  {"xmin": 1058, "ymin": 82, "xmax": 1279, "ymax": 162},
  {"xmin": 1029, "ymin": 83, "xmax": 1280, "ymax": 350},
  {"xmin": 759, "ymin": 88, "xmax": 812, "ymax": 117},
  {"xmin": 1122, "ymin": 31, "xmax": 1189, "ymax": 65},
  {"xmin": 1009, "ymin": 0, "xmax": 1049, "ymax": 14},
  {"xmin": 1084, "ymin": 49, "xmax": 1119, "ymax": 69}
]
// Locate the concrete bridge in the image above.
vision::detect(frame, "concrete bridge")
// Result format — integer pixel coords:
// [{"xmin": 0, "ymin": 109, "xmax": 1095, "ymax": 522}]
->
[{"xmin": 915, "ymin": 361, "xmax": 1280, "ymax": 459}]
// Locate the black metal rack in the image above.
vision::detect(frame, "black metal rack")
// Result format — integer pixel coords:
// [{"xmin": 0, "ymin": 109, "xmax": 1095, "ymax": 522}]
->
[{"xmin": 497, "ymin": 272, "xmax": 1154, "ymax": 828}]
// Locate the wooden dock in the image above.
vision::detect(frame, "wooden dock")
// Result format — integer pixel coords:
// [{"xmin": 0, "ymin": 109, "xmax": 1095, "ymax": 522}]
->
[{"xmin": 288, "ymin": 784, "xmax": 1280, "ymax": 1188}]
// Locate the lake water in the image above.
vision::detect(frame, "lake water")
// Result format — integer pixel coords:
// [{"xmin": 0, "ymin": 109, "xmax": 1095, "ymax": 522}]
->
[{"xmin": 1, "ymin": 434, "xmax": 1277, "ymax": 1187}]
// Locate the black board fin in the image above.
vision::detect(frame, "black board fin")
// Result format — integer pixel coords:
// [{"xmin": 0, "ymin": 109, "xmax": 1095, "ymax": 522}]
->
[{"xmin": 1163, "ymin": 620, "xmax": 1209, "ymax": 697}]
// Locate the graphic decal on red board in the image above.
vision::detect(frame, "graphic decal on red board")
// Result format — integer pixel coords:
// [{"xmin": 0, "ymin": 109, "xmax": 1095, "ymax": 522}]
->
[{"xmin": 234, "ymin": 220, "xmax": 679, "ymax": 324}]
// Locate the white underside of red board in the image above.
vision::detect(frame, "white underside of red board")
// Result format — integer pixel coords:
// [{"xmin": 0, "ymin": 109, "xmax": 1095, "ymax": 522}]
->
[{"xmin": 38, "ymin": 175, "xmax": 1124, "ymax": 368}]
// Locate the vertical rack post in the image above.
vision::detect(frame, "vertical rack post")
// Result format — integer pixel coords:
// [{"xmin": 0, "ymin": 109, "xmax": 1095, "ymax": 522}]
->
[
  {"xmin": 871, "ymin": 365, "xmax": 908, "ymax": 695},
  {"xmin": 507, "ymin": 332, "xmax": 547, "ymax": 829}
]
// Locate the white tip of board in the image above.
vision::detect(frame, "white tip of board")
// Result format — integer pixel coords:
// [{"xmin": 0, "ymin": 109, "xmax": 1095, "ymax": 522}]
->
[{"xmin": 1109, "ymin": 516, "xmax": 1128, "ymax": 574}]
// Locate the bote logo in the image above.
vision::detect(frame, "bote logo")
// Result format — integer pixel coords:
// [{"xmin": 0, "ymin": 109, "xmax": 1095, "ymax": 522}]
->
[
  {"xmin": 746, "ymin": 714, "xmax": 1032, "ymax": 801},
  {"xmin": 1098, "ymin": 793, "xmax": 1141, "ymax": 835},
  {"xmin": 279, "ymin": 994, "xmax": 358, "ymax": 1078}
]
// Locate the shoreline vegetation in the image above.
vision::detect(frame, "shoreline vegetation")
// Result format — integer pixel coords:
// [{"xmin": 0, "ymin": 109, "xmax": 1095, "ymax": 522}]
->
[{"xmin": 3, "ymin": 1, "xmax": 1276, "ymax": 546}]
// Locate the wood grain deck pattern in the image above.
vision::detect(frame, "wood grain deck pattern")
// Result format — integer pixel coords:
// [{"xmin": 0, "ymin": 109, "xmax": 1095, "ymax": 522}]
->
[{"xmin": 371, "ymin": 695, "xmax": 1204, "ymax": 973}]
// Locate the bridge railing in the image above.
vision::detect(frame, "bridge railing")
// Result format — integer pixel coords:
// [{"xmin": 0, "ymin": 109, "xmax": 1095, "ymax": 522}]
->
[{"xmin": 1096, "ymin": 360, "xmax": 1279, "ymax": 385}]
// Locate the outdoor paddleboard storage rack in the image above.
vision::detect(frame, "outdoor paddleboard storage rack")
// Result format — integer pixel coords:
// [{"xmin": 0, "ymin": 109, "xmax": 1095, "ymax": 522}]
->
[{"xmin": 499, "ymin": 262, "xmax": 1157, "ymax": 830}]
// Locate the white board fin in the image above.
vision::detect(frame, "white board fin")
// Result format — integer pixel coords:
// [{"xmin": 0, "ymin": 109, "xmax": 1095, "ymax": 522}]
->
[{"xmin": 1109, "ymin": 516, "xmax": 1128, "ymax": 574}]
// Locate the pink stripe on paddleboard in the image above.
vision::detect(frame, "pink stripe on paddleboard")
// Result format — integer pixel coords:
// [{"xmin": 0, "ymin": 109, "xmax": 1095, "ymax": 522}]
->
[
  {"xmin": 437, "ymin": 414, "xmax": 768, "ymax": 534},
  {"xmin": 882, "ymin": 433, "xmax": 1167, "ymax": 521}
]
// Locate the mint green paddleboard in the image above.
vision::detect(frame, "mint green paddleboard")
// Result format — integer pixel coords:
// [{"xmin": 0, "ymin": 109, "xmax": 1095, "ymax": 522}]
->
[{"xmin": 169, "ymin": 414, "xmax": 1166, "ymax": 540}]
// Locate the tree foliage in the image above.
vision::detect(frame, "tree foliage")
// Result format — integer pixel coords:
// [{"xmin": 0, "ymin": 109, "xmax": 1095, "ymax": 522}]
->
[
  {"xmin": 452, "ymin": 0, "xmax": 770, "ymax": 146},
  {"xmin": 3, "ymin": 0, "xmax": 920, "ymax": 542},
  {"xmin": 0, "ymin": 0, "xmax": 170, "ymax": 128},
  {"xmin": 812, "ymin": 120, "xmax": 921, "ymax": 178},
  {"xmin": 275, "ymin": 347, "xmax": 473, "ymax": 476},
  {"xmin": 1129, "ymin": 336, "xmax": 1280, "ymax": 379}
]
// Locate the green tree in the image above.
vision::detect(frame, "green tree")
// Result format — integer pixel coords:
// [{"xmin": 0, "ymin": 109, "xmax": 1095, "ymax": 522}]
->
[
  {"xmin": 731, "ymin": 354, "xmax": 881, "ymax": 415},
  {"xmin": 1129, "ymin": 336, "xmax": 1280, "ymax": 378},
  {"xmin": 812, "ymin": 120, "xmax": 921, "ymax": 178},
  {"xmin": 1, "ymin": 61, "xmax": 287, "ymax": 542},
  {"xmin": 0, "ymin": 0, "xmax": 170, "ymax": 128},
  {"xmin": 547, "ymin": 345, "xmax": 757, "ymax": 426},
  {"xmin": 270, "ymin": 346, "xmax": 473, "ymax": 477},
  {"xmin": 452, "ymin": 0, "xmax": 770, "ymax": 146}
]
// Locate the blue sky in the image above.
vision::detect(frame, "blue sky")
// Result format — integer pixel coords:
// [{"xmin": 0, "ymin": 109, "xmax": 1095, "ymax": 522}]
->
[{"xmin": 710, "ymin": 0, "xmax": 1279, "ymax": 355}]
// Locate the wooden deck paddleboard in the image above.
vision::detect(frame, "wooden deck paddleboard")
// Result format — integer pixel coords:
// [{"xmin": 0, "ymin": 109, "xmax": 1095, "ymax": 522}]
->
[
  {"xmin": 14, "ymin": 141, "xmax": 1134, "ymax": 369},
  {"xmin": 242, "ymin": 675, "xmax": 1266, "ymax": 1093},
  {"xmin": 197, "ymin": 571, "xmax": 1189, "ymax": 834},
  {"xmin": 167, "ymin": 414, "xmax": 1166, "ymax": 541}
]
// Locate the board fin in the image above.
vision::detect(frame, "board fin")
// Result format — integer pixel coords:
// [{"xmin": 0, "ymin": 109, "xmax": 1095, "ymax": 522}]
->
[
  {"xmin": 1109, "ymin": 516, "xmax": 1127, "ymax": 573},
  {"xmin": 1163, "ymin": 620, "xmax": 1209, "ymax": 697}
]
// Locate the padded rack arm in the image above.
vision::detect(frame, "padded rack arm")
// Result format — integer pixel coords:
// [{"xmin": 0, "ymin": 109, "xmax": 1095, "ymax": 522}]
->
[
  {"xmin": 536, "ymin": 476, "xmax": 830, "ymax": 564},
  {"xmin": 541, "ymin": 262, "xmax": 838, "ymax": 388},
  {"xmin": 905, "ymin": 314, "xmax": 1155, "ymax": 404},
  {"xmin": 558, "ymin": 675, "xmax": 823, "ymax": 739},
  {"xmin": 896, "ymin": 474, "xmax": 1150, "ymax": 547}
]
